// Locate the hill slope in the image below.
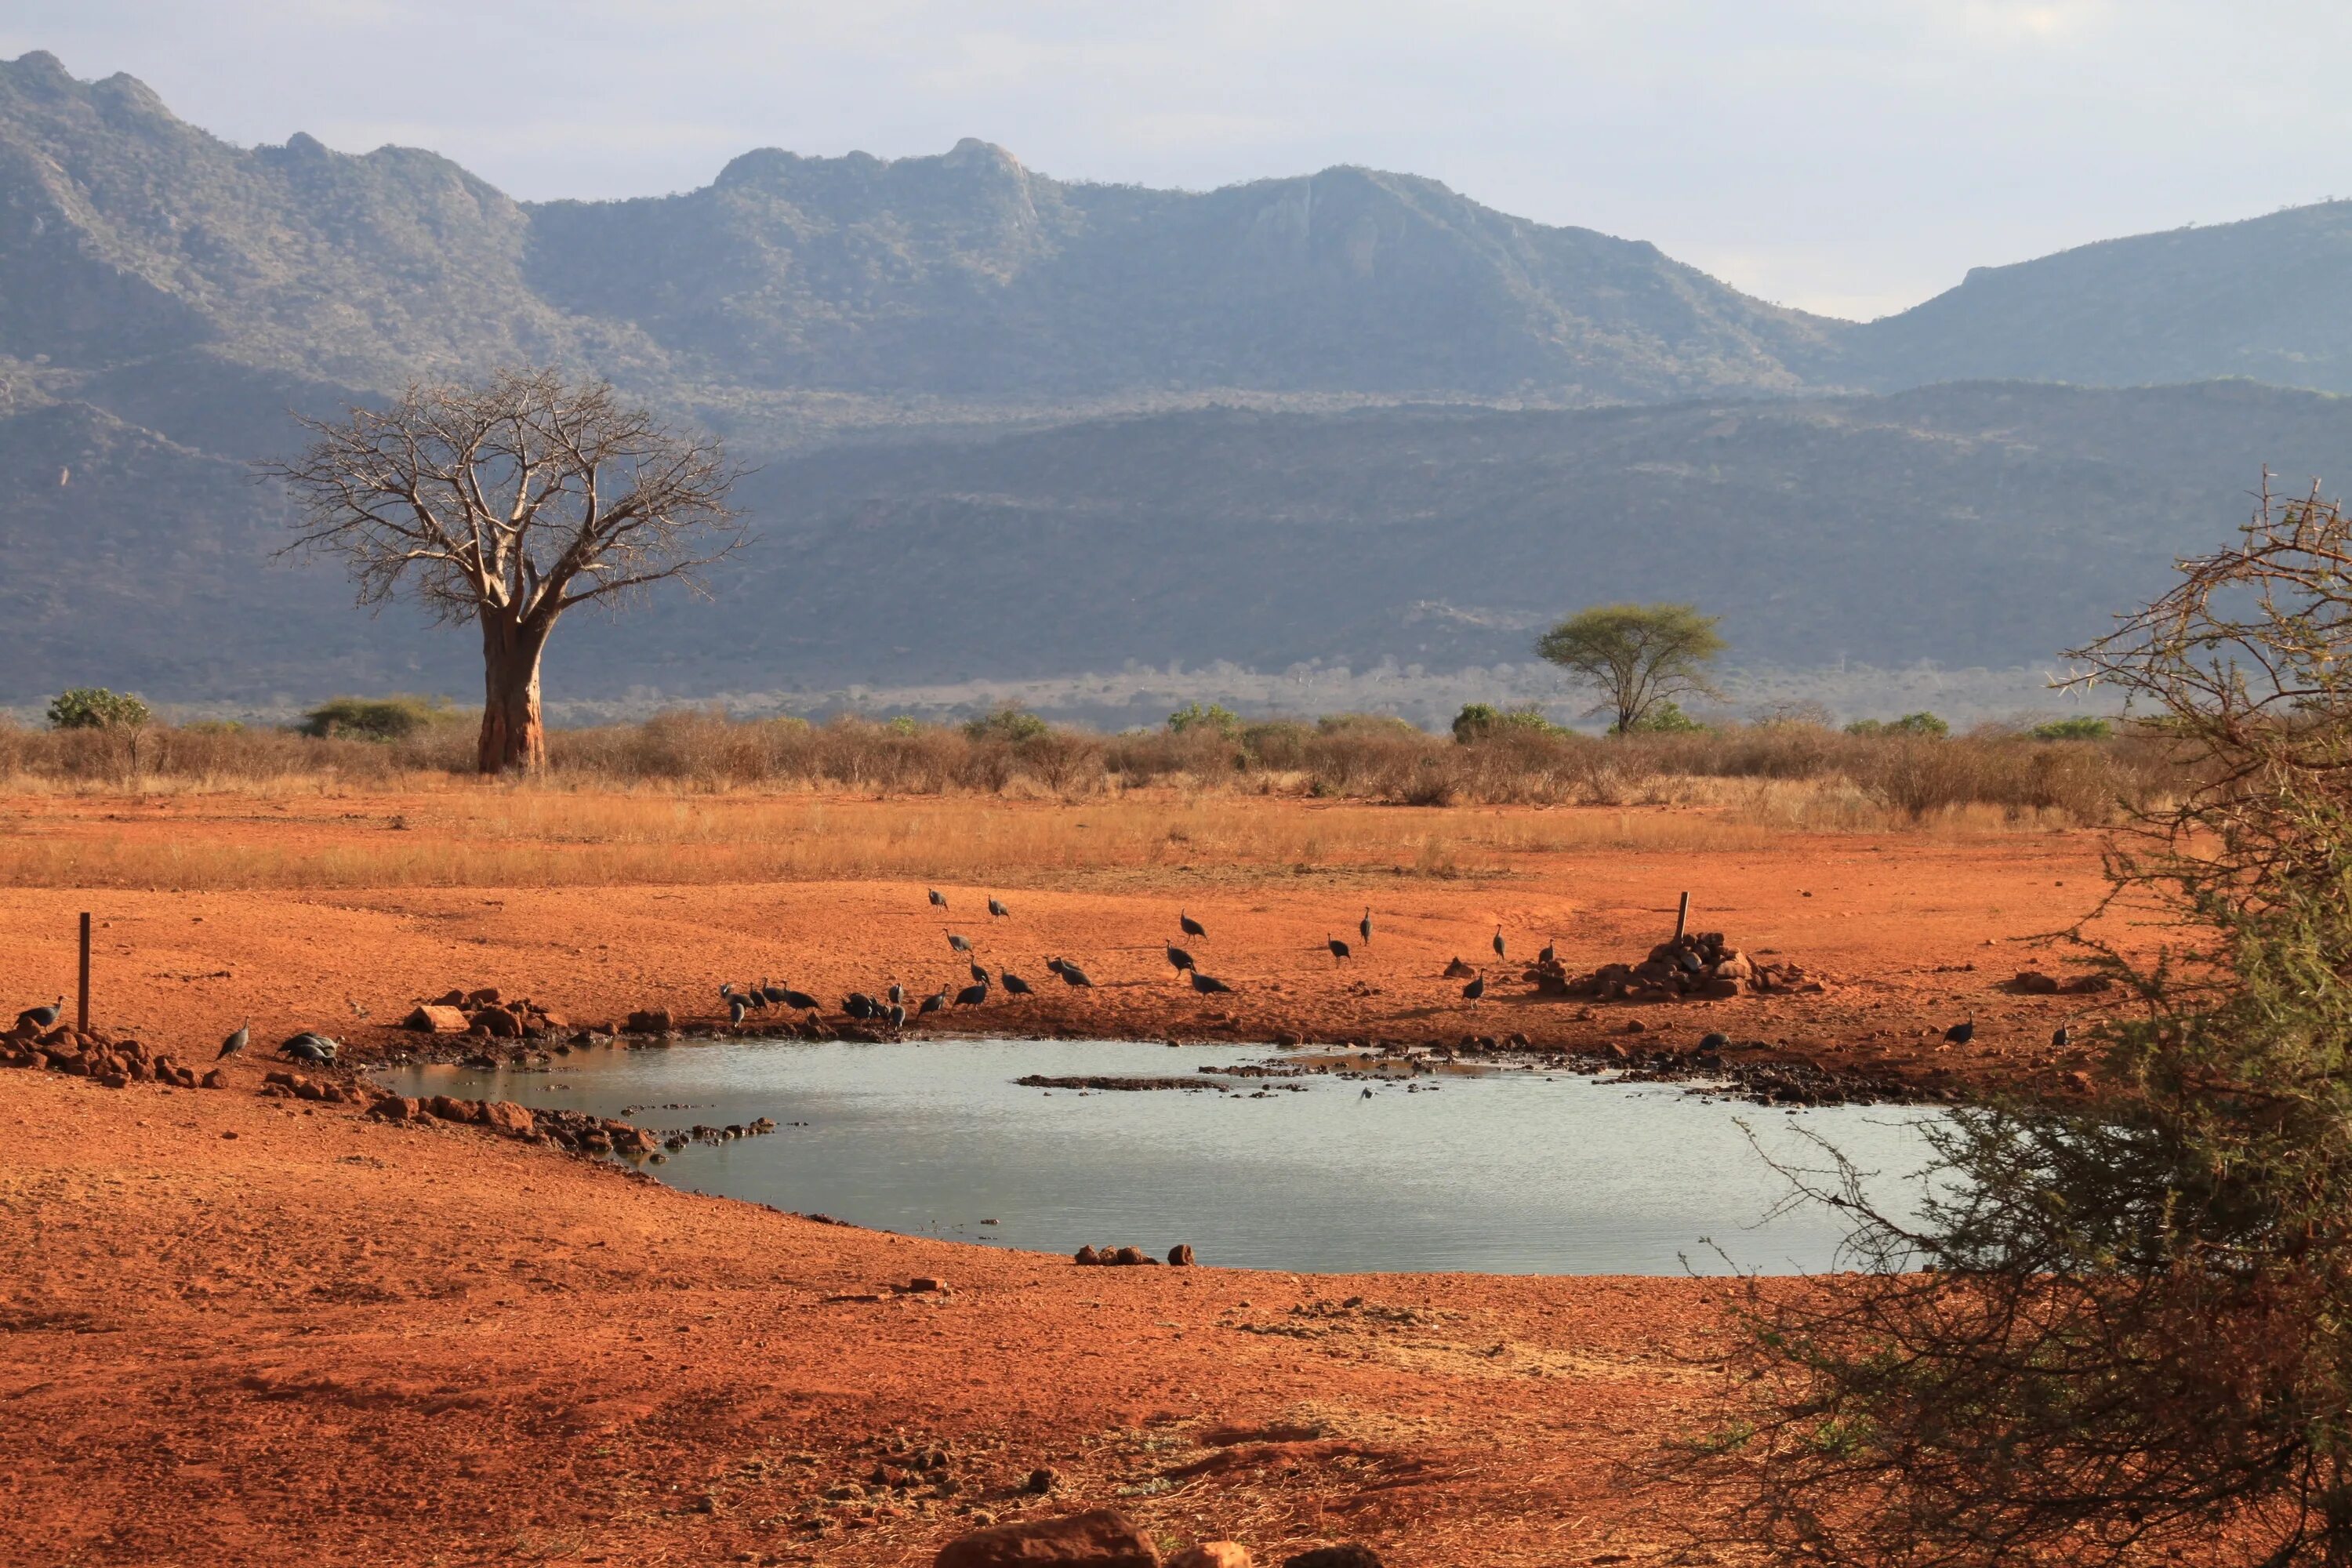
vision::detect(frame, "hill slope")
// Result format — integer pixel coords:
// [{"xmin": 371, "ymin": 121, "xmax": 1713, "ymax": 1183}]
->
[{"xmin": 8, "ymin": 381, "xmax": 2343, "ymax": 707}]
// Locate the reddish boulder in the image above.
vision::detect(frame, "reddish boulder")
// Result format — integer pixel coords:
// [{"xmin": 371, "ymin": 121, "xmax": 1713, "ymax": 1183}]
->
[
  {"xmin": 1074, "ymin": 1245, "xmax": 1102, "ymax": 1266},
  {"xmin": 366, "ymin": 1095, "xmax": 422, "ymax": 1122},
  {"xmin": 199, "ymin": 1068, "xmax": 225, "ymax": 1089},
  {"xmin": 1167, "ymin": 1243, "xmax": 1196, "ymax": 1266},
  {"xmin": 402, "ymin": 1004, "xmax": 470, "ymax": 1033},
  {"xmin": 935, "ymin": 1508, "xmax": 1159, "ymax": 1568},
  {"xmin": 481, "ymin": 1100, "xmax": 535, "ymax": 1138},
  {"xmin": 470, "ymin": 1007, "xmax": 523, "ymax": 1039},
  {"xmin": 625, "ymin": 1008, "xmax": 673, "ymax": 1034},
  {"xmin": 427, "ymin": 1094, "xmax": 485, "ymax": 1125}
]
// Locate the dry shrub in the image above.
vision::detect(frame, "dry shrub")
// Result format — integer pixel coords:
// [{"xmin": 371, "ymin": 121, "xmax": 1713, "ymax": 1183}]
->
[{"xmin": 0, "ymin": 709, "xmax": 2180, "ymax": 824}]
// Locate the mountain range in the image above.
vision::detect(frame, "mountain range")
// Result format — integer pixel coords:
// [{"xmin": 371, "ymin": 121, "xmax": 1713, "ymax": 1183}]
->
[{"xmin": 4, "ymin": 48, "xmax": 2349, "ymax": 717}]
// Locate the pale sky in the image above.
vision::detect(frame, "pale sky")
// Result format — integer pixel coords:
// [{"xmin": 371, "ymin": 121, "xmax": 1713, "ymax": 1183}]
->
[{"xmin": 5, "ymin": 1, "xmax": 2342, "ymax": 320}]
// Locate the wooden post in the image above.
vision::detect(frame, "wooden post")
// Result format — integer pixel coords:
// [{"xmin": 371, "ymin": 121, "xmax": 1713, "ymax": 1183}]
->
[
  {"xmin": 1673, "ymin": 891, "xmax": 1690, "ymax": 943},
  {"xmin": 77, "ymin": 912, "xmax": 91, "ymax": 1033}
]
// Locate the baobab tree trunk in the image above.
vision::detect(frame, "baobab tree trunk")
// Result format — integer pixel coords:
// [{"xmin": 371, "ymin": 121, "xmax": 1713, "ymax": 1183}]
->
[{"xmin": 477, "ymin": 614, "xmax": 552, "ymax": 775}]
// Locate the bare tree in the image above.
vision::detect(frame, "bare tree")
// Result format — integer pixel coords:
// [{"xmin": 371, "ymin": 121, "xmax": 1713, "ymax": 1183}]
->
[{"xmin": 265, "ymin": 368, "xmax": 745, "ymax": 773}]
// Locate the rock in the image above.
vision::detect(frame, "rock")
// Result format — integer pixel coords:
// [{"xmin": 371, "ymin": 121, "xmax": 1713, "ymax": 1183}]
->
[
  {"xmin": 199, "ymin": 1068, "xmax": 224, "ymax": 1089},
  {"xmin": 403, "ymin": 1004, "xmax": 470, "ymax": 1033},
  {"xmin": 1283, "ymin": 1548, "xmax": 1385, "ymax": 1568},
  {"xmin": 470, "ymin": 1007, "xmax": 523, "ymax": 1038},
  {"xmin": 935, "ymin": 1508, "xmax": 1157, "ymax": 1568},
  {"xmin": 1074, "ymin": 1245, "xmax": 1102, "ymax": 1266},
  {"xmin": 625, "ymin": 1008, "xmax": 673, "ymax": 1035},
  {"xmin": 908, "ymin": 1276, "xmax": 946, "ymax": 1293},
  {"xmin": 1272, "ymin": 1031, "xmax": 1303, "ymax": 1048},
  {"xmin": 1167, "ymin": 1243, "xmax": 1195, "ymax": 1266},
  {"xmin": 97, "ymin": 1070, "xmax": 129, "ymax": 1089},
  {"xmin": 1111, "ymin": 1246, "xmax": 1146, "ymax": 1266},
  {"xmin": 464, "ymin": 986, "xmax": 503, "ymax": 1006},
  {"xmin": 1025, "ymin": 1467, "xmax": 1060, "ymax": 1494},
  {"xmin": 1170, "ymin": 1547, "xmax": 1252, "ymax": 1568},
  {"xmin": 427, "ymin": 1094, "xmax": 485, "ymax": 1125},
  {"xmin": 2009, "ymin": 971, "xmax": 2062, "ymax": 995},
  {"xmin": 366, "ymin": 1095, "xmax": 422, "ymax": 1122},
  {"xmin": 481, "ymin": 1100, "xmax": 536, "ymax": 1138}
]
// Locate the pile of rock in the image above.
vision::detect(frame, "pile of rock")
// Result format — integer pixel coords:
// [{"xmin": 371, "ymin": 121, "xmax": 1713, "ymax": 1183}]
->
[
  {"xmin": 400, "ymin": 986, "xmax": 570, "ymax": 1039},
  {"xmin": 1530, "ymin": 931, "xmax": 1821, "ymax": 1003},
  {"xmin": 2, "ymin": 1023, "xmax": 216, "ymax": 1090},
  {"xmin": 1075, "ymin": 1243, "xmax": 1195, "ymax": 1267},
  {"xmin": 933, "ymin": 1509, "xmax": 1381, "ymax": 1568},
  {"xmin": 262, "ymin": 1069, "xmax": 354, "ymax": 1104},
  {"xmin": 2005, "ymin": 969, "xmax": 2114, "ymax": 996}
]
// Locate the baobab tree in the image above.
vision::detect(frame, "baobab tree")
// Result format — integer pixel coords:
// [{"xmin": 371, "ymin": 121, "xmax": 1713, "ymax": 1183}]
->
[{"xmin": 266, "ymin": 368, "xmax": 744, "ymax": 773}]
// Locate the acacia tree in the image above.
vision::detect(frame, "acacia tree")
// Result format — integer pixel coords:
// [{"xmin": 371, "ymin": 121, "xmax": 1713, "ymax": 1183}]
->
[
  {"xmin": 266, "ymin": 368, "xmax": 744, "ymax": 773},
  {"xmin": 1535, "ymin": 603, "xmax": 1724, "ymax": 733},
  {"xmin": 1667, "ymin": 480, "xmax": 2352, "ymax": 1566}
]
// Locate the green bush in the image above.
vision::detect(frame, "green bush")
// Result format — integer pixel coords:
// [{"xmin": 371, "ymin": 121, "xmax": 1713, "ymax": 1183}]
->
[
  {"xmin": 45, "ymin": 688, "xmax": 151, "ymax": 730},
  {"xmin": 1167, "ymin": 701, "xmax": 1241, "ymax": 736},
  {"xmin": 1451, "ymin": 702, "xmax": 1563, "ymax": 742},
  {"xmin": 1847, "ymin": 711, "xmax": 1950, "ymax": 738},
  {"xmin": 2030, "ymin": 716, "xmax": 2114, "ymax": 742},
  {"xmin": 1624, "ymin": 700, "xmax": 1706, "ymax": 734},
  {"xmin": 298, "ymin": 695, "xmax": 458, "ymax": 742},
  {"xmin": 963, "ymin": 704, "xmax": 1051, "ymax": 743},
  {"xmin": 884, "ymin": 715, "xmax": 919, "ymax": 736}
]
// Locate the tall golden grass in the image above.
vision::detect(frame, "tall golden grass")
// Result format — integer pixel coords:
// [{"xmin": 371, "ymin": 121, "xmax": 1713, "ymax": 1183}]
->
[{"xmin": 0, "ymin": 781, "xmax": 2095, "ymax": 893}]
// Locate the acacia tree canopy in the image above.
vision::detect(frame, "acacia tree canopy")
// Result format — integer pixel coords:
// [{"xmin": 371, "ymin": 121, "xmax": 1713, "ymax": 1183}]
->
[
  {"xmin": 1534, "ymin": 602, "xmax": 1724, "ymax": 733},
  {"xmin": 264, "ymin": 368, "xmax": 745, "ymax": 774}
]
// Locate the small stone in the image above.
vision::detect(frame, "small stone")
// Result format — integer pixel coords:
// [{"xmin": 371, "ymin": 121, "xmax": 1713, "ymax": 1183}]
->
[
  {"xmin": 1073, "ymin": 1245, "xmax": 1101, "ymax": 1266},
  {"xmin": 935, "ymin": 1508, "xmax": 1156, "ymax": 1568},
  {"xmin": 1171, "ymin": 1546, "xmax": 1253, "ymax": 1568},
  {"xmin": 199, "ymin": 1068, "xmax": 224, "ymax": 1089},
  {"xmin": 1167, "ymin": 1243, "xmax": 1195, "ymax": 1266},
  {"xmin": 908, "ymin": 1276, "xmax": 946, "ymax": 1293},
  {"xmin": 1283, "ymin": 1548, "xmax": 1385, "ymax": 1568},
  {"xmin": 402, "ymin": 1004, "xmax": 470, "ymax": 1033},
  {"xmin": 1024, "ymin": 1466, "xmax": 1059, "ymax": 1494},
  {"xmin": 625, "ymin": 1007, "xmax": 674, "ymax": 1034}
]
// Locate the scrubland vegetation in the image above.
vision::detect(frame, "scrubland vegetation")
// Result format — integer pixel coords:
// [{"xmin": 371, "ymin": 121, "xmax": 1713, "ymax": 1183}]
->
[{"xmin": 0, "ymin": 704, "xmax": 2169, "ymax": 827}]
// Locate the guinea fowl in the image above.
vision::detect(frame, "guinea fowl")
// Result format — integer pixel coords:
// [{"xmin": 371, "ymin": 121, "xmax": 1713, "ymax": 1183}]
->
[
  {"xmin": 954, "ymin": 979, "xmax": 990, "ymax": 1007},
  {"xmin": 1359, "ymin": 908, "xmax": 1373, "ymax": 946},
  {"xmin": 844, "ymin": 993, "xmax": 877, "ymax": 1020},
  {"xmin": 728, "ymin": 996, "xmax": 749, "ymax": 1024},
  {"xmin": 1179, "ymin": 911, "xmax": 1206, "ymax": 939},
  {"xmin": 1492, "ymin": 927, "xmax": 1507, "ymax": 961},
  {"xmin": 1001, "ymin": 970, "xmax": 1033, "ymax": 996},
  {"xmin": 779, "ymin": 985, "xmax": 821, "ymax": 1013},
  {"xmin": 887, "ymin": 983, "xmax": 905, "ymax": 1006},
  {"xmin": 1538, "ymin": 939, "xmax": 1556, "ymax": 964},
  {"xmin": 1166, "ymin": 943, "xmax": 1197, "ymax": 975},
  {"xmin": 1189, "ymin": 970, "xmax": 1233, "ymax": 995},
  {"xmin": 216, "ymin": 1019, "xmax": 249, "ymax": 1059},
  {"xmin": 1944, "ymin": 1017, "xmax": 1976, "ymax": 1046},
  {"xmin": 919, "ymin": 989, "xmax": 947, "ymax": 1016},
  {"xmin": 947, "ymin": 932, "xmax": 972, "ymax": 953},
  {"xmin": 760, "ymin": 979, "xmax": 790, "ymax": 1007},
  {"xmin": 1462, "ymin": 974, "xmax": 1486, "ymax": 1001},
  {"xmin": 15, "ymin": 996, "xmax": 64, "ymax": 1033},
  {"xmin": 988, "ymin": 897, "xmax": 1011, "ymax": 919},
  {"xmin": 929, "ymin": 888, "xmax": 949, "ymax": 909},
  {"xmin": 2052, "ymin": 1025, "xmax": 2071, "ymax": 1049},
  {"xmin": 884, "ymin": 1003, "xmax": 908, "ymax": 1029},
  {"xmin": 1327, "ymin": 935, "xmax": 1352, "ymax": 963},
  {"xmin": 280, "ymin": 1033, "xmax": 337, "ymax": 1064},
  {"xmin": 1053, "ymin": 958, "xmax": 1095, "ymax": 988},
  {"xmin": 969, "ymin": 960, "xmax": 989, "ymax": 985}
]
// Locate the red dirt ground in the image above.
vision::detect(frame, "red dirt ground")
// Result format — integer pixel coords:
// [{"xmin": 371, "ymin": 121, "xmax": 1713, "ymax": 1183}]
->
[{"xmin": 0, "ymin": 798, "xmax": 2129, "ymax": 1566}]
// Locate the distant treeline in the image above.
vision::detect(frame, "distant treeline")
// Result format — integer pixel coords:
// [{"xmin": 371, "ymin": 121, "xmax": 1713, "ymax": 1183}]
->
[{"xmin": 0, "ymin": 706, "xmax": 2175, "ymax": 824}]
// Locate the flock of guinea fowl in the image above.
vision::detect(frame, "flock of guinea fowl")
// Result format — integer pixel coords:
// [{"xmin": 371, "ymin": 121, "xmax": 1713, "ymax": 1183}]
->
[{"xmin": 712, "ymin": 887, "xmax": 1512, "ymax": 1032}]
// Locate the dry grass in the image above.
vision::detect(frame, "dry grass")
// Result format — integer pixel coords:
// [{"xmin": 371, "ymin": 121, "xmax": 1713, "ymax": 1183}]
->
[{"xmin": 0, "ymin": 779, "xmax": 2089, "ymax": 893}]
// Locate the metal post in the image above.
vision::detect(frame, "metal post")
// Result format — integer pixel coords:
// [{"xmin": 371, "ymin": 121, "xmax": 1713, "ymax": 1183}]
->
[
  {"xmin": 1673, "ymin": 891, "xmax": 1690, "ymax": 943},
  {"xmin": 77, "ymin": 912, "xmax": 91, "ymax": 1033}
]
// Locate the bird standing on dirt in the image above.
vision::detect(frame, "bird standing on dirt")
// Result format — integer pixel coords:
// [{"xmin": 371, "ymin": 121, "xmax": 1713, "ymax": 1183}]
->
[
  {"xmin": 1462, "ymin": 974, "xmax": 1486, "ymax": 1002},
  {"xmin": 1492, "ymin": 927, "xmax": 1507, "ymax": 962},
  {"xmin": 1359, "ymin": 908, "xmax": 1373, "ymax": 946},
  {"xmin": 947, "ymin": 932, "xmax": 972, "ymax": 953},
  {"xmin": 1327, "ymin": 935, "xmax": 1352, "ymax": 964},
  {"xmin": 216, "ymin": 1019, "xmax": 249, "ymax": 1059},
  {"xmin": 280, "ymin": 1033, "xmax": 336, "ymax": 1064},
  {"xmin": 887, "ymin": 983, "xmax": 905, "ymax": 1006},
  {"xmin": 1166, "ymin": 943, "xmax": 1197, "ymax": 975},
  {"xmin": 929, "ymin": 888, "xmax": 948, "ymax": 909},
  {"xmin": 919, "ymin": 989, "xmax": 947, "ymax": 1016},
  {"xmin": 885, "ymin": 1003, "xmax": 908, "ymax": 1029},
  {"xmin": 1189, "ymin": 970, "xmax": 1233, "ymax": 995},
  {"xmin": 1180, "ymin": 911, "xmax": 1207, "ymax": 939},
  {"xmin": 1944, "ymin": 1017, "xmax": 1976, "ymax": 1046},
  {"xmin": 728, "ymin": 996, "xmax": 749, "ymax": 1024},
  {"xmin": 16, "ymin": 996, "xmax": 64, "ymax": 1033},
  {"xmin": 954, "ymin": 978, "xmax": 990, "ymax": 1007},
  {"xmin": 969, "ymin": 960, "xmax": 989, "ymax": 985},
  {"xmin": 1053, "ymin": 958, "xmax": 1094, "ymax": 988},
  {"xmin": 1002, "ymin": 970, "xmax": 1033, "ymax": 996},
  {"xmin": 2051, "ymin": 1025, "xmax": 2070, "ymax": 1049},
  {"xmin": 1538, "ymin": 938, "xmax": 1556, "ymax": 965},
  {"xmin": 779, "ymin": 985, "xmax": 820, "ymax": 1013},
  {"xmin": 988, "ymin": 897, "xmax": 1011, "ymax": 920}
]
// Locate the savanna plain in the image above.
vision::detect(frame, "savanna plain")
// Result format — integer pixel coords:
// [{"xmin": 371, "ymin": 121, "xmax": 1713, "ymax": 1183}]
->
[{"xmin": 0, "ymin": 723, "xmax": 2145, "ymax": 1566}]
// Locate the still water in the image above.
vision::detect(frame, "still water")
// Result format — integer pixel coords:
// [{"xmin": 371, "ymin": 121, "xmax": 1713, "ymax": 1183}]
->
[{"xmin": 382, "ymin": 1038, "xmax": 1947, "ymax": 1276}]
